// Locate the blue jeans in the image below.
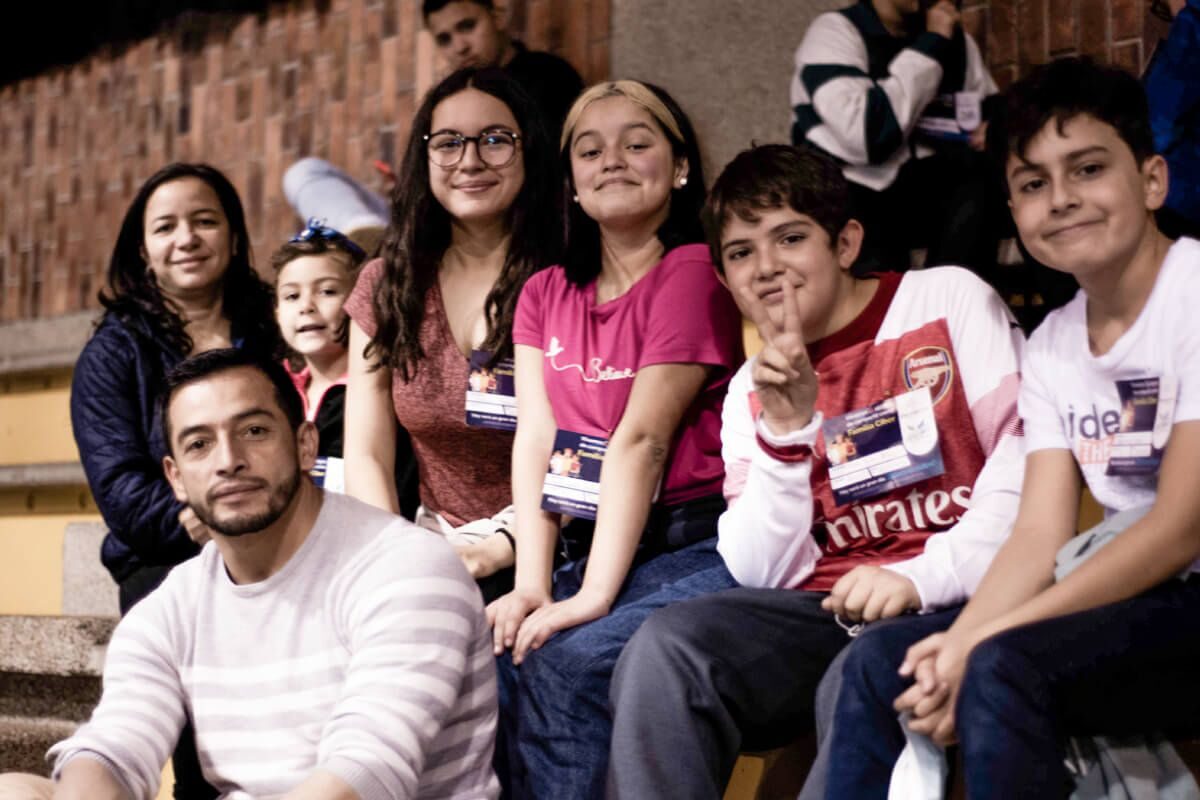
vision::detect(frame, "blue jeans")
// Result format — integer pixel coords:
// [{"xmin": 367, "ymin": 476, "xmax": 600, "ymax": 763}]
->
[
  {"xmin": 828, "ymin": 577, "xmax": 1200, "ymax": 800},
  {"xmin": 957, "ymin": 577, "xmax": 1200, "ymax": 799},
  {"xmin": 824, "ymin": 608, "xmax": 962, "ymax": 799},
  {"xmin": 496, "ymin": 535, "xmax": 737, "ymax": 799},
  {"xmin": 608, "ymin": 588, "xmax": 852, "ymax": 800}
]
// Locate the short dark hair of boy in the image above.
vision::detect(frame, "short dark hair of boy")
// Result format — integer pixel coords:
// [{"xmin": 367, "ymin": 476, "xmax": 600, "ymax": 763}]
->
[
  {"xmin": 423, "ymin": 0, "xmax": 492, "ymax": 16},
  {"xmin": 702, "ymin": 144, "xmax": 852, "ymax": 275},
  {"xmin": 986, "ymin": 56, "xmax": 1155, "ymax": 195},
  {"xmin": 159, "ymin": 348, "xmax": 306, "ymax": 453}
]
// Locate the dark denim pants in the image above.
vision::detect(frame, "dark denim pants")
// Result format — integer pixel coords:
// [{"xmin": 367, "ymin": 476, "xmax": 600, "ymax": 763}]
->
[
  {"xmin": 827, "ymin": 577, "xmax": 1200, "ymax": 800},
  {"xmin": 496, "ymin": 498, "xmax": 737, "ymax": 799},
  {"xmin": 824, "ymin": 607, "xmax": 962, "ymax": 799},
  {"xmin": 607, "ymin": 588, "xmax": 852, "ymax": 800}
]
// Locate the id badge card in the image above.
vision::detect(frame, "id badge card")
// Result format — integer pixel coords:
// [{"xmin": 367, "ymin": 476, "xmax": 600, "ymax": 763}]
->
[
  {"xmin": 955, "ymin": 91, "xmax": 982, "ymax": 131},
  {"xmin": 540, "ymin": 430, "xmax": 608, "ymax": 519},
  {"xmin": 311, "ymin": 456, "xmax": 345, "ymax": 493},
  {"xmin": 465, "ymin": 350, "xmax": 517, "ymax": 431},
  {"xmin": 822, "ymin": 387, "xmax": 946, "ymax": 506},
  {"xmin": 915, "ymin": 93, "xmax": 970, "ymax": 142},
  {"xmin": 1106, "ymin": 376, "xmax": 1177, "ymax": 476}
]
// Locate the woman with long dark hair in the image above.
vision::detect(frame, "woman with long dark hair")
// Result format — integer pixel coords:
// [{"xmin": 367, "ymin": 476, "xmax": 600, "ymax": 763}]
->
[
  {"xmin": 70, "ymin": 162, "xmax": 279, "ymax": 797},
  {"xmin": 487, "ymin": 80, "xmax": 745, "ymax": 798},
  {"xmin": 343, "ymin": 67, "xmax": 561, "ymax": 588}
]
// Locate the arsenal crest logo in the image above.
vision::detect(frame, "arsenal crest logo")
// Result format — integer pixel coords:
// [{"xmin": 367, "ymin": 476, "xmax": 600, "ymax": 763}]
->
[{"xmin": 902, "ymin": 346, "xmax": 953, "ymax": 405}]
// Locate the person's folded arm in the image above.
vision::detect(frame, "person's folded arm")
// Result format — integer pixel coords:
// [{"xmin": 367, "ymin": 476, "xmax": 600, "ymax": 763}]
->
[{"xmin": 795, "ymin": 13, "xmax": 949, "ymax": 165}]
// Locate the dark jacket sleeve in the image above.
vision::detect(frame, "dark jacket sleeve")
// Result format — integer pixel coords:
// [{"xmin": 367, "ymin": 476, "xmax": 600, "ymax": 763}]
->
[{"xmin": 70, "ymin": 324, "xmax": 199, "ymax": 568}]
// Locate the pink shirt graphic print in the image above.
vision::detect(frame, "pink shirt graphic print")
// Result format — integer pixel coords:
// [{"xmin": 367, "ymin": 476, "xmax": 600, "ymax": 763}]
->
[{"xmin": 512, "ymin": 244, "xmax": 744, "ymax": 506}]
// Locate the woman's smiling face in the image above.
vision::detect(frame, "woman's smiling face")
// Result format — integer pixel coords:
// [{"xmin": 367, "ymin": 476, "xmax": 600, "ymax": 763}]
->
[
  {"xmin": 427, "ymin": 87, "xmax": 526, "ymax": 226},
  {"xmin": 568, "ymin": 95, "xmax": 687, "ymax": 233}
]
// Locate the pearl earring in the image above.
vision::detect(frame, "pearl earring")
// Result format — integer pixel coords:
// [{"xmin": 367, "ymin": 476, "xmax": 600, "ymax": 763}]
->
[
  {"xmin": 678, "ymin": 177, "xmax": 688, "ymax": 187},
  {"xmin": 572, "ymin": 194, "xmax": 579, "ymax": 203}
]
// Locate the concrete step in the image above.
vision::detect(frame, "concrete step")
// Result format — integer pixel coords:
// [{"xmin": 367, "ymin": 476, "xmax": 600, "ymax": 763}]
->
[
  {"xmin": 0, "ymin": 616, "xmax": 114, "ymax": 677},
  {"xmin": 0, "ymin": 616, "xmax": 112, "ymax": 774},
  {"xmin": 61, "ymin": 522, "xmax": 119, "ymax": 618},
  {"xmin": 0, "ymin": 714, "xmax": 78, "ymax": 774}
]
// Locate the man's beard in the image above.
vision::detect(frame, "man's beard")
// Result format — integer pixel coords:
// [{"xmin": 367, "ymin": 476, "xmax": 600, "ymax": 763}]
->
[{"xmin": 192, "ymin": 467, "xmax": 302, "ymax": 538}]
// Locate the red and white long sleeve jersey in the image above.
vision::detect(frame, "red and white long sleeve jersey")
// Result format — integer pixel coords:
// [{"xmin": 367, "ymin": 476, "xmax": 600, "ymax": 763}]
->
[{"xmin": 718, "ymin": 267, "xmax": 1025, "ymax": 610}]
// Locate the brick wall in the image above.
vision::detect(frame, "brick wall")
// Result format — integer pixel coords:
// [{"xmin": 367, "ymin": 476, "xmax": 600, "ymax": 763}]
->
[
  {"xmin": 962, "ymin": 0, "xmax": 1154, "ymax": 87},
  {"xmin": 0, "ymin": 0, "xmax": 609, "ymax": 323}
]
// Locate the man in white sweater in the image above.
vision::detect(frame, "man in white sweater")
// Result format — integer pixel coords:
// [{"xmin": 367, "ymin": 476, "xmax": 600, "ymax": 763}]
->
[{"xmin": 0, "ymin": 349, "xmax": 498, "ymax": 800}]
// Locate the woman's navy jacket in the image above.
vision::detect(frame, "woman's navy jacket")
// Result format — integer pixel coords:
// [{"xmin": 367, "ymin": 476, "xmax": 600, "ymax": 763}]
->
[{"xmin": 70, "ymin": 313, "xmax": 264, "ymax": 583}]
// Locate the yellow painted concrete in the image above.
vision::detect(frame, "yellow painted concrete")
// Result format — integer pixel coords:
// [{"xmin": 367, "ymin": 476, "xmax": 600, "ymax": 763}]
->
[
  {"xmin": 0, "ymin": 488, "xmax": 99, "ymax": 617},
  {"xmin": 742, "ymin": 317, "xmax": 762, "ymax": 358},
  {"xmin": 0, "ymin": 380, "xmax": 79, "ymax": 465},
  {"xmin": 157, "ymin": 764, "xmax": 173, "ymax": 800},
  {"xmin": 0, "ymin": 516, "xmax": 78, "ymax": 616}
]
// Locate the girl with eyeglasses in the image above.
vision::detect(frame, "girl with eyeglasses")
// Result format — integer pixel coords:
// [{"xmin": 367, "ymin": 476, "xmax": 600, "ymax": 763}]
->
[
  {"xmin": 487, "ymin": 80, "xmax": 745, "ymax": 798},
  {"xmin": 343, "ymin": 68, "xmax": 561, "ymax": 592},
  {"xmin": 70, "ymin": 162, "xmax": 280, "ymax": 798}
]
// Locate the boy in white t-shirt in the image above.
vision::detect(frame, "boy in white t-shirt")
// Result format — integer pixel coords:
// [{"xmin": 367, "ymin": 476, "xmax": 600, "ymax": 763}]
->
[{"xmin": 825, "ymin": 57, "xmax": 1200, "ymax": 799}]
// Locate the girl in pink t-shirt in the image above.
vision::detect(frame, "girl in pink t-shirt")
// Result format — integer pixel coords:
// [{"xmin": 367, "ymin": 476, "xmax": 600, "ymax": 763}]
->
[
  {"xmin": 343, "ymin": 68, "xmax": 561, "ymax": 588},
  {"xmin": 488, "ymin": 80, "xmax": 744, "ymax": 797}
]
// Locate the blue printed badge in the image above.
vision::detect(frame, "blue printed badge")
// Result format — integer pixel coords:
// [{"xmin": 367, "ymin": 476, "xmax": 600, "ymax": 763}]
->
[
  {"xmin": 466, "ymin": 350, "xmax": 517, "ymax": 431},
  {"xmin": 822, "ymin": 387, "xmax": 946, "ymax": 507},
  {"xmin": 311, "ymin": 456, "xmax": 345, "ymax": 493},
  {"xmin": 1106, "ymin": 376, "xmax": 1176, "ymax": 476},
  {"xmin": 914, "ymin": 91, "xmax": 982, "ymax": 144},
  {"xmin": 541, "ymin": 430, "xmax": 607, "ymax": 519}
]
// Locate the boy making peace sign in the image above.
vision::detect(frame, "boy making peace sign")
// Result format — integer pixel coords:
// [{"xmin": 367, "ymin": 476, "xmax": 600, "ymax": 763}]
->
[{"xmin": 607, "ymin": 144, "xmax": 1026, "ymax": 799}]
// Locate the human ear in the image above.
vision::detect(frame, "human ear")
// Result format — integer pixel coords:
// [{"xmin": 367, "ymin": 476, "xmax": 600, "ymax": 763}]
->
[
  {"xmin": 836, "ymin": 219, "xmax": 865, "ymax": 271},
  {"xmin": 1141, "ymin": 154, "xmax": 1169, "ymax": 212},
  {"xmin": 163, "ymin": 456, "xmax": 189, "ymax": 503},
  {"xmin": 296, "ymin": 421, "xmax": 319, "ymax": 472},
  {"xmin": 673, "ymin": 158, "xmax": 690, "ymax": 188}
]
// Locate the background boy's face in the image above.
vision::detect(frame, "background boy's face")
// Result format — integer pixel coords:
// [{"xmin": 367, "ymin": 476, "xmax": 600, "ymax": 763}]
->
[
  {"xmin": 718, "ymin": 205, "xmax": 855, "ymax": 341},
  {"xmin": 427, "ymin": 2, "xmax": 505, "ymax": 71},
  {"xmin": 1005, "ymin": 114, "xmax": 1167, "ymax": 280}
]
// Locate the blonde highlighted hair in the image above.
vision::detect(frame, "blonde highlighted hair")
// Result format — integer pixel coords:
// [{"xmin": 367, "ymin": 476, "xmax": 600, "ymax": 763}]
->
[
  {"xmin": 556, "ymin": 79, "xmax": 707, "ymax": 287},
  {"xmin": 560, "ymin": 80, "xmax": 686, "ymax": 151}
]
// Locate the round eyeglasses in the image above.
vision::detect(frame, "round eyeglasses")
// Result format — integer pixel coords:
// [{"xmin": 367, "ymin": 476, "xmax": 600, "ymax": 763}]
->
[{"xmin": 424, "ymin": 129, "xmax": 521, "ymax": 168}]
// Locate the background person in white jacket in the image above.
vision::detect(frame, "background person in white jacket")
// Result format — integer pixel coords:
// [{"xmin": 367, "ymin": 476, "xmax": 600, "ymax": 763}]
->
[
  {"xmin": 791, "ymin": 0, "xmax": 1001, "ymax": 276},
  {"xmin": 606, "ymin": 143, "xmax": 1025, "ymax": 799}
]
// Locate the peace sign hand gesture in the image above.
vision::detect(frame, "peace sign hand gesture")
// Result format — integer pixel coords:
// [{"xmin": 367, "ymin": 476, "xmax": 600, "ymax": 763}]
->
[{"xmin": 740, "ymin": 284, "xmax": 819, "ymax": 436}]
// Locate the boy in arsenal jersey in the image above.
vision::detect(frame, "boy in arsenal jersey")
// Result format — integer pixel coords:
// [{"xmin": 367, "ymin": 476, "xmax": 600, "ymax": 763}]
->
[{"xmin": 605, "ymin": 143, "xmax": 1025, "ymax": 800}]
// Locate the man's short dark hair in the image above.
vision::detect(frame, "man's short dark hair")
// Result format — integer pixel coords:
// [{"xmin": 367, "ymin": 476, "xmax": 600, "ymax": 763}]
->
[
  {"xmin": 160, "ymin": 349, "xmax": 306, "ymax": 452},
  {"xmin": 423, "ymin": 0, "xmax": 492, "ymax": 16},
  {"xmin": 702, "ymin": 144, "xmax": 852, "ymax": 274},
  {"xmin": 986, "ymin": 57, "xmax": 1155, "ymax": 195}
]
